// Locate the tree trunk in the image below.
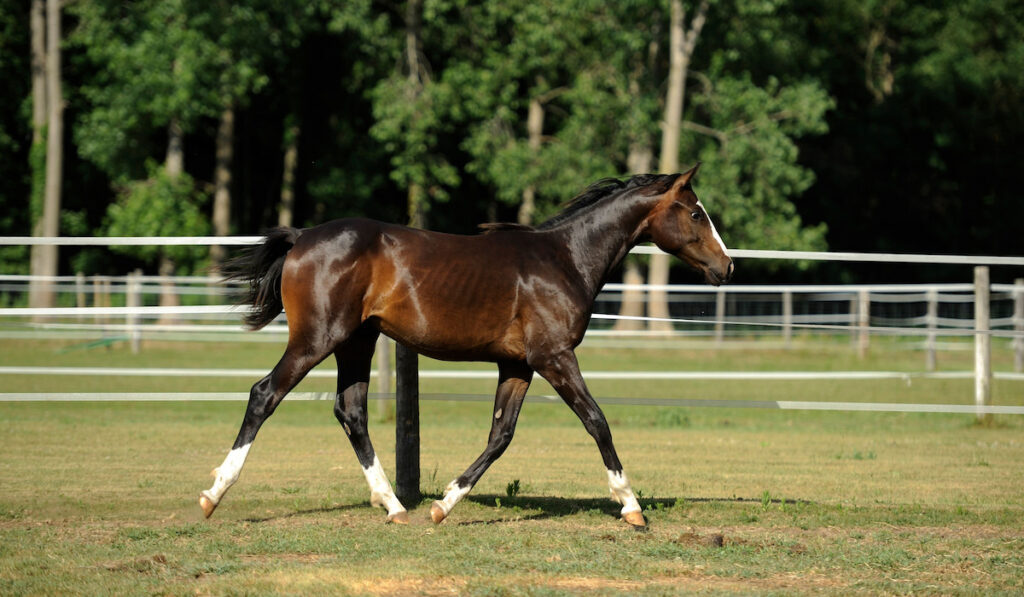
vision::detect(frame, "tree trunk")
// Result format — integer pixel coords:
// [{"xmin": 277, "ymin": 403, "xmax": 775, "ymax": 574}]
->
[
  {"xmin": 157, "ymin": 255, "xmax": 181, "ymax": 325},
  {"xmin": 277, "ymin": 119, "xmax": 300, "ymax": 228},
  {"xmin": 30, "ymin": 0, "xmax": 63, "ymax": 310},
  {"xmin": 210, "ymin": 105, "xmax": 234, "ymax": 272},
  {"xmin": 404, "ymin": 0, "xmax": 427, "ymax": 229},
  {"xmin": 28, "ymin": 0, "xmax": 48, "ymax": 307},
  {"xmin": 518, "ymin": 95, "xmax": 545, "ymax": 225},
  {"xmin": 649, "ymin": 0, "xmax": 708, "ymax": 332},
  {"xmin": 165, "ymin": 117, "xmax": 184, "ymax": 177},
  {"xmin": 155, "ymin": 118, "xmax": 186, "ymax": 319},
  {"xmin": 408, "ymin": 183, "xmax": 427, "ymax": 229}
]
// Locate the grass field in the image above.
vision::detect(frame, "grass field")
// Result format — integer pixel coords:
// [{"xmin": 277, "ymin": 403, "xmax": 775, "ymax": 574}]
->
[{"xmin": 1, "ymin": 335, "xmax": 1023, "ymax": 595}]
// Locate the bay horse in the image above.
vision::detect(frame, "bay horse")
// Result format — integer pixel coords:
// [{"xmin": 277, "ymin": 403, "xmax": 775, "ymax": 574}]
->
[{"xmin": 200, "ymin": 164, "xmax": 732, "ymax": 528}]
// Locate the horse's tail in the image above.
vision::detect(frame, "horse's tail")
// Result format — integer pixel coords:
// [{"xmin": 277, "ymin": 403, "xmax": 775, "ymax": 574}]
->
[{"xmin": 222, "ymin": 227, "xmax": 302, "ymax": 330}]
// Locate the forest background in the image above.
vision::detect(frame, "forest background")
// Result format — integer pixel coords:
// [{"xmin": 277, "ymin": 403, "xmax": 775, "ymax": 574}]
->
[{"xmin": 1, "ymin": 0, "xmax": 1022, "ymax": 300}]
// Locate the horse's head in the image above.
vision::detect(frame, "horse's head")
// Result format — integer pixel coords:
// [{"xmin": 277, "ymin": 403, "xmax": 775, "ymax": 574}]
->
[{"xmin": 644, "ymin": 164, "xmax": 734, "ymax": 286}]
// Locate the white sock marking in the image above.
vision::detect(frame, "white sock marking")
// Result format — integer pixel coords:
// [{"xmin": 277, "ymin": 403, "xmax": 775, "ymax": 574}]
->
[
  {"xmin": 435, "ymin": 479, "xmax": 473, "ymax": 516},
  {"xmin": 361, "ymin": 456, "xmax": 406, "ymax": 517},
  {"xmin": 607, "ymin": 469, "xmax": 642, "ymax": 515},
  {"xmin": 203, "ymin": 443, "xmax": 252, "ymax": 504}
]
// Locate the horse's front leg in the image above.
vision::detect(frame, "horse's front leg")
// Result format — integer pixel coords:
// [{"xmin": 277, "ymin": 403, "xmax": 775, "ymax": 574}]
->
[
  {"xmin": 533, "ymin": 350, "xmax": 645, "ymax": 528},
  {"xmin": 334, "ymin": 328, "xmax": 408, "ymax": 524},
  {"xmin": 430, "ymin": 361, "xmax": 533, "ymax": 523}
]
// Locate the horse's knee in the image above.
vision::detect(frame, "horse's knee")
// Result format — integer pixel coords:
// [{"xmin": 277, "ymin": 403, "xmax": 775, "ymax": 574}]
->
[
  {"xmin": 246, "ymin": 376, "xmax": 277, "ymax": 419},
  {"xmin": 333, "ymin": 396, "xmax": 367, "ymax": 437}
]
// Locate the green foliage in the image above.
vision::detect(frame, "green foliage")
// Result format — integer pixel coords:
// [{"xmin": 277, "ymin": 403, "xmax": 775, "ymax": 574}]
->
[
  {"xmin": 104, "ymin": 165, "xmax": 210, "ymax": 267},
  {"xmin": 687, "ymin": 74, "xmax": 833, "ymax": 251},
  {"xmin": 69, "ymin": 0, "xmax": 223, "ymax": 179},
  {"xmin": 1, "ymin": 0, "xmax": 1020, "ymax": 281},
  {"xmin": 370, "ymin": 76, "xmax": 460, "ymax": 205}
]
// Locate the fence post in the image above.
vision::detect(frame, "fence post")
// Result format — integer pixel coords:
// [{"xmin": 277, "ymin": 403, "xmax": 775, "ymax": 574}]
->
[
  {"xmin": 925, "ymin": 288, "xmax": 938, "ymax": 372},
  {"xmin": 849, "ymin": 293, "xmax": 858, "ymax": 347},
  {"xmin": 1014, "ymin": 278, "xmax": 1023, "ymax": 374},
  {"xmin": 93, "ymin": 275, "xmax": 109, "ymax": 327},
  {"xmin": 714, "ymin": 288, "xmax": 726, "ymax": 344},
  {"xmin": 75, "ymin": 272, "xmax": 86, "ymax": 321},
  {"xmin": 974, "ymin": 266, "xmax": 992, "ymax": 424},
  {"xmin": 857, "ymin": 289, "xmax": 870, "ymax": 358},
  {"xmin": 782, "ymin": 290, "xmax": 793, "ymax": 348},
  {"xmin": 126, "ymin": 270, "xmax": 142, "ymax": 353},
  {"xmin": 376, "ymin": 335, "xmax": 393, "ymax": 418},
  {"xmin": 395, "ymin": 343, "xmax": 420, "ymax": 504}
]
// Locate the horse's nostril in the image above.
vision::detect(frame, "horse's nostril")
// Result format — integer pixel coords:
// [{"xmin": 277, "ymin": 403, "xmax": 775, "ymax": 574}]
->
[{"xmin": 726, "ymin": 260, "xmax": 735, "ymax": 279}]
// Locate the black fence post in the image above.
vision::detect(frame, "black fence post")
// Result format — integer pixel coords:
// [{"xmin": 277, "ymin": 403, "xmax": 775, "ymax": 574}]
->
[{"xmin": 395, "ymin": 342, "xmax": 420, "ymax": 504}]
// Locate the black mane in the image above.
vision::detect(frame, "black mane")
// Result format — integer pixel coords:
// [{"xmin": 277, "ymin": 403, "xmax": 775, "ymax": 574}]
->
[
  {"xmin": 476, "ymin": 173, "xmax": 681, "ymax": 234},
  {"xmin": 536, "ymin": 173, "xmax": 680, "ymax": 230}
]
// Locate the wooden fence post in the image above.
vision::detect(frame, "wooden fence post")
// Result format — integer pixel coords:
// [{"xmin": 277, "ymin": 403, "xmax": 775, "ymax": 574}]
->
[
  {"xmin": 714, "ymin": 288, "xmax": 726, "ymax": 344},
  {"xmin": 1014, "ymin": 278, "xmax": 1023, "ymax": 374},
  {"xmin": 782, "ymin": 290, "xmax": 793, "ymax": 348},
  {"xmin": 395, "ymin": 343, "xmax": 420, "ymax": 504},
  {"xmin": 857, "ymin": 289, "xmax": 870, "ymax": 358},
  {"xmin": 974, "ymin": 266, "xmax": 991, "ymax": 424},
  {"xmin": 126, "ymin": 270, "xmax": 142, "ymax": 353},
  {"xmin": 848, "ymin": 293, "xmax": 858, "ymax": 347},
  {"xmin": 925, "ymin": 288, "xmax": 938, "ymax": 372},
  {"xmin": 75, "ymin": 272, "xmax": 86, "ymax": 320}
]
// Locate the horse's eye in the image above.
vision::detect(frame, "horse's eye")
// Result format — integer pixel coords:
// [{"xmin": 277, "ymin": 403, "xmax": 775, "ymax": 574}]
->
[{"xmin": 690, "ymin": 210, "xmax": 703, "ymax": 221}]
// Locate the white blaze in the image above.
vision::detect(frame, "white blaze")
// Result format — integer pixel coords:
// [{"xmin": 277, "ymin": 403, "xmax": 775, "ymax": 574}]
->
[
  {"xmin": 607, "ymin": 469, "xmax": 642, "ymax": 515},
  {"xmin": 361, "ymin": 456, "xmax": 406, "ymax": 518},
  {"xmin": 697, "ymin": 201, "xmax": 729, "ymax": 256}
]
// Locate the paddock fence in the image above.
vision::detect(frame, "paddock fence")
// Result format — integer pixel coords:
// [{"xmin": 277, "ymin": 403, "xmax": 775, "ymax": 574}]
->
[{"xmin": 1, "ymin": 236, "xmax": 1023, "ymax": 417}]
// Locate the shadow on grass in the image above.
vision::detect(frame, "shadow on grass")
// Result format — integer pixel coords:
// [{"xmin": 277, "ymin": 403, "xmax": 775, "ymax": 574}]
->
[
  {"xmin": 458, "ymin": 494, "xmax": 817, "ymax": 525},
  {"xmin": 240, "ymin": 494, "xmax": 816, "ymax": 525}
]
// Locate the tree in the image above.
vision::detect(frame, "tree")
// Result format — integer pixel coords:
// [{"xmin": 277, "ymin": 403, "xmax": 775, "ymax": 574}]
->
[
  {"xmin": 104, "ymin": 164, "xmax": 210, "ymax": 314},
  {"xmin": 648, "ymin": 0, "xmax": 709, "ymax": 331},
  {"xmin": 369, "ymin": 0, "xmax": 459, "ymax": 228},
  {"xmin": 27, "ymin": 0, "xmax": 63, "ymax": 309}
]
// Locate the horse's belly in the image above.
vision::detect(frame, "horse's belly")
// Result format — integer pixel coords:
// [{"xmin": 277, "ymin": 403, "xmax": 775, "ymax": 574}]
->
[{"xmin": 376, "ymin": 309, "xmax": 526, "ymax": 363}]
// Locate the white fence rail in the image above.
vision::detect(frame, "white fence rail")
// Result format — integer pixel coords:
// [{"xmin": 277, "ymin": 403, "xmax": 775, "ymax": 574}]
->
[{"xmin": 2, "ymin": 236, "xmax": 1023, "ymax": 415}]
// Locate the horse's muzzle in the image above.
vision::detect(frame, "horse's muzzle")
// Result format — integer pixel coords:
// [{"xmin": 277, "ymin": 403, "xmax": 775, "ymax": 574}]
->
[{"xmin": 705, "ymin": 259, "xmax": 734, "ymax": 286}]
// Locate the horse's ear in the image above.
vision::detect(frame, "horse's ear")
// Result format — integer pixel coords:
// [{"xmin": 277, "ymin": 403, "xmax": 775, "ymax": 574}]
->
[
  {"xmin": 676, "ymin": 162, "xmax": 701, "ymax": 187},
  {"xmin": 668, "ymin": 163, "xmax": 701, "ymax": 202}
]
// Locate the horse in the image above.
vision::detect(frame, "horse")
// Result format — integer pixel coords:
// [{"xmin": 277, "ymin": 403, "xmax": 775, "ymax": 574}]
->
[{"xmin": 199, "ymin": 164, "xmax": 732, "ymax": 528}]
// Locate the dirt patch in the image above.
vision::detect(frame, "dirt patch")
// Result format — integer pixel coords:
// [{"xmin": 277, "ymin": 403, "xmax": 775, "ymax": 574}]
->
[
  {"xmin": 672, "ymin": 530, "xmax": 726, "ymax": 548},
  {"xmin": 101, "ymin": 554, "xmax": 169, "ymax": 574},
  {"xmin": 346, "ymin": 576, "xmax": 467, "ymax": 596}
]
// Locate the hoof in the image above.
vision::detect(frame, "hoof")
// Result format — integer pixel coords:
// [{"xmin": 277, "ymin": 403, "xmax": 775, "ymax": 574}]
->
[
  {"xmin": 387, "ymin": 511, "xmax": 410, "ymax": 525},
  {"xmin": 430, "ymin": 501, "xmax": 447, "ymax": 524},
  {"xmin": 199, "ymin": 493, "xmax": 217, "ymax": 519},
  {"xmin": 622, "ymin": 510, "xmax": 646, "ymax": 528}
]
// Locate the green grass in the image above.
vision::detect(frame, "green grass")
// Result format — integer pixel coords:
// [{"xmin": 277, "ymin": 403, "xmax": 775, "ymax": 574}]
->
[{"xmin": 1, "ymin": 337, "xmax": 1023, "ymax": 594}]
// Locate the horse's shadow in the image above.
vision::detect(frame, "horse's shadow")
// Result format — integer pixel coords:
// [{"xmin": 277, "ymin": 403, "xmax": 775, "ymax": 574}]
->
[{"xmin": 240, "ymin": 494, "xmax": 813, "ymax": 526}]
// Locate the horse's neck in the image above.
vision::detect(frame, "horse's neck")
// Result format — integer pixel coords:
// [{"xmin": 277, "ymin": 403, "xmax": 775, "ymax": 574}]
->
[{"xmin": 556, "ymin": 194, "xmax": 657, "ymax": 297}]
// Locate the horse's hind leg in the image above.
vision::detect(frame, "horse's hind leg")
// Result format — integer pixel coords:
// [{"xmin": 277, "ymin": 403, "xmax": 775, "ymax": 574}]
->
[
  {"xmin": 431, "ymin": 361, "xmax": 533, "ymax": 523},
  {"xmin": 199, "ymin": 345, "xmax": 329, "ymax": 518},
  {"xmin": 333, "ymin": 326, "xmax": 408, "ymax": 524}
]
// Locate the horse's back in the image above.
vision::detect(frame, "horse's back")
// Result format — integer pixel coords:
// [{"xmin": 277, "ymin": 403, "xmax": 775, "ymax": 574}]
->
[{"xmin": 280, "ymin": 218, "xmax": 547, "ymax": 361}]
